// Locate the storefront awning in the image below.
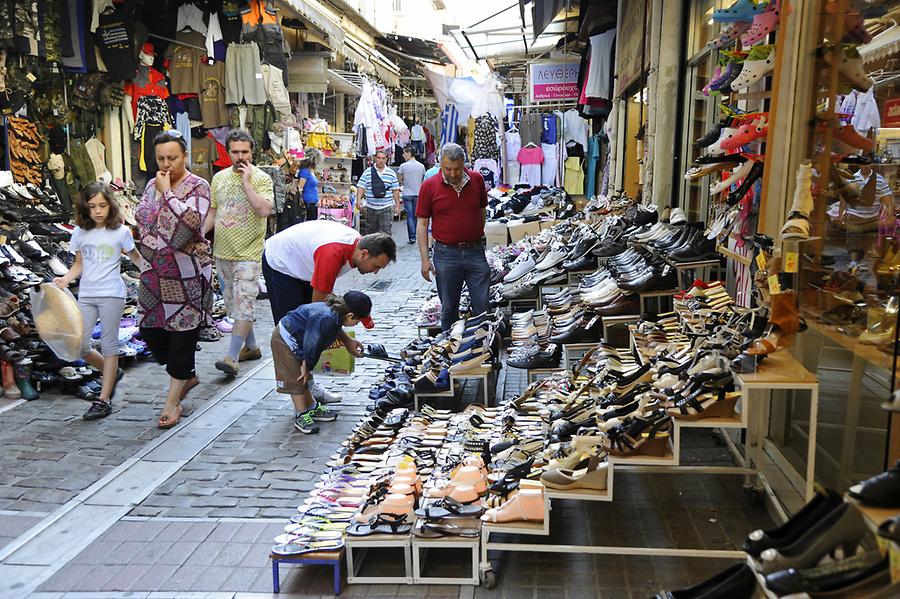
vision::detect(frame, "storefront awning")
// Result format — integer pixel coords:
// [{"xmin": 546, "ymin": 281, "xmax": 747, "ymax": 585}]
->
[
  {"xmin": 328, "ymin": 69, "xmax": 364, "ymax": 95},
  {"xmin": 860, "ymin": 24, "xmax": 900, "ymax": 65},
  {"xmin": 284, "ymin": 0, "xmax": 346, "ymax": 47},
  {"xmin": 343, "ymin": 35, "xmax": 401, "ymax": 88}
]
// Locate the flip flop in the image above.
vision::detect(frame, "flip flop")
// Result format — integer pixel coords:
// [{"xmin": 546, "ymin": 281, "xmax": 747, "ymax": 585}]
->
[
  {"xmin": 271, "ymin": 538, "xmax": 345, "ymax": 556},
  {"xmin": 158, "ymin": 404, "xmax": 183, "ymax": 429},
  {"xmin": 415, "ymin": 496, "xmax": 485, "ymax": 519}
]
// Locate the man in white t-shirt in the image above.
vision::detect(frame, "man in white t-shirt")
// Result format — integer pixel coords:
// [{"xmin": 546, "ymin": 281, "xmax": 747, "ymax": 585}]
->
[
  {"xmin": 397, "ymin": 146, "xmax": 426, "ymax": 244},
  {"xmin": 262, "ymin": 220, "xmax": 397, "ymax": 403}
]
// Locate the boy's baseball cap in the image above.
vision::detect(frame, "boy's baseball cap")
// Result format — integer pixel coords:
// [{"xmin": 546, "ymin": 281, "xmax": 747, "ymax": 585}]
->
[{"xmin": 343, "ymin": 291, "xmax": 374, "ymax": 329}]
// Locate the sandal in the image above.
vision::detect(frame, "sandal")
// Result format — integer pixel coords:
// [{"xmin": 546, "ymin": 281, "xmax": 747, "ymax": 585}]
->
[
  {"xmin": 346, "ymin": 513, "xmax": 411, "ymax": 536},
  {"xmin": 158, "ymin": 404, "xmax": 183, "ymax": 429},
  {"xmin": 414, "ymin": 496, "xmax": 485, "ymax": 519}
]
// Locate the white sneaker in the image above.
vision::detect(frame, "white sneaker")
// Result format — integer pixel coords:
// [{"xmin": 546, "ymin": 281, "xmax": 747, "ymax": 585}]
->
[
  {"xmin": 47, "ymin": 256, "xmax": 68, "ymax": 276},
  {"xmin": 309, "ymin": 380, "xmax": 342, "ymax": 404}
]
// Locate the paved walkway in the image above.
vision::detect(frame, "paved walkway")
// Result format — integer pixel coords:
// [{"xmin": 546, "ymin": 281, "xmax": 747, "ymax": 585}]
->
[{"xmin": 0, "ymin": 222, "xmax": 772, "ymax": 599}]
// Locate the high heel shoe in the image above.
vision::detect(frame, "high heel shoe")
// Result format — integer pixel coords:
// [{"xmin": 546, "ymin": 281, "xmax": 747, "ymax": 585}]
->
[
  {"xmin": 744, "ymin": 489, "xmax": 843, "ymax": 558},
  {"xmin": 653, "ymin": 562, "xmax": 757, "ymax": 599},
  {"xmin": 541, "ymin": 453, "xmax": 609, "ymax": 491},
  {"xmin": 605, "ymin": 409, "xmax": 672, "ymax": 457},
  {"xmin": 755, "ymin": 502, "xmax": 867, "ymax": 575}
]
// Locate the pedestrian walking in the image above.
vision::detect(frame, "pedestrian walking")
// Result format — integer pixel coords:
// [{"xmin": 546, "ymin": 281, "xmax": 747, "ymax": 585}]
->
[
  {"xmin": 203, "ymin": 129, "xmax": 273, "ymax": 379},
  {"xmin": 356, "ymin": 150, "xmax": 400, "ymax": 236},
  {"xmin": 53, "ymin": 182, "xmax": 150, "ymax": 421},
  {"xmin": 135, "ymin": 130, "xmax": 214, "ymax": 429},
  {"xmin": 270, "ymin": 291, "xmax": 373, "ymax": 434},
  {"xmin": 396, "ymin": 146, "xmax": 426, "ymax": 245}
]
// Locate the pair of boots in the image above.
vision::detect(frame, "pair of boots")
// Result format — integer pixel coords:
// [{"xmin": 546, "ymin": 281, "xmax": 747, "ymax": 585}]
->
[
  {"xmin": 746, "ymin": 291, "xmax": 803, "ymax": 356},
  {"xmin": 2, "ymin": 360, "xmax": 38, "ymax": 400}
]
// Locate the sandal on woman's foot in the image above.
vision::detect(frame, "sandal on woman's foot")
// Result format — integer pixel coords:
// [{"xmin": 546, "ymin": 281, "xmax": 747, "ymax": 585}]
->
[{"xmin": 158, "ymin": 404, "xmax": 183, "ymax": 429}]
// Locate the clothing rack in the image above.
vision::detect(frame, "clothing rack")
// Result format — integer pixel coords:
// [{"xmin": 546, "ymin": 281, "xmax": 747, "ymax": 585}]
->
[
  {"xmin": 508, "ymin": 102, "xmax": 579, "ymax": 110},
  {"xmin": 148, "ymin": 33, "xmax": 206, "ymax": 51}
]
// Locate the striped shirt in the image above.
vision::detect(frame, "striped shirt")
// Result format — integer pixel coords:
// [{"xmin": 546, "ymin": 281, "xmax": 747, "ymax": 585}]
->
[{"xmin": 358, "ymin": 166, "xmax": 399, "ymax": 209}]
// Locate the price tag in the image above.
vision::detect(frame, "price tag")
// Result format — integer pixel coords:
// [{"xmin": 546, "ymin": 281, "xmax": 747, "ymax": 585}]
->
[
  {"xmin": 784, "ymin": 251, "xmax": 798, "ymax": 273},
  {"xmin": 768, "ymin": 274, "xmax": 781, "ymax": 295},
  {"xmin": 755, "ymin": 252, "xmax": 767, "ymax": 270},
  {"xmin": 25, "ymin": 72, "xmax": 36, "ymax": 83},
  {"xmin": 0, "ymin": 235, "xmax": 6, "ymax": 244},
  {"xmin": 891, "ymin": 542, "xmax": 900, "ymax": 583}
]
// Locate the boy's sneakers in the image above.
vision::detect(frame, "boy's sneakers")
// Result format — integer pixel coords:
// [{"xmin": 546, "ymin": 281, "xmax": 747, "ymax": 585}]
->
[
  {"xmin": 294, "ymin": 411, "xmax": 320, "ymax": 434},
  {"xmin": 309, "ymin": 402, "xmax": 338, "ymax": 422},
  {"xmin": 215, "ymin": 356, "xmax": 239, "ymax": 376},
  {"xmin": 83, "ymin": 400, "xmax": 112, "ymax": 420}
]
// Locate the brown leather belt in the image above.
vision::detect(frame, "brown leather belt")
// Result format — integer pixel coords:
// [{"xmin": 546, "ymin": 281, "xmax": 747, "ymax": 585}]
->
[{"xmin": 434, "ymin": 239, "xmax": 485, "ymax": 249}]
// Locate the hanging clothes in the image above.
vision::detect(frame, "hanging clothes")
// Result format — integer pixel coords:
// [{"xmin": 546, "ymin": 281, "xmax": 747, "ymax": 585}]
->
[
  {"xmin": 564, "ymin": 157, "xmax": 584, "ymax": 196},
  {"xmin": 440, "ymin": 103, "xmax": 459, "ymax": 146},
  {"xmin": 563, "ymin": 109, "xmax": 589, "ymax": 151},
  {"xmin": 517, "ymin": 145, "xmax": 543, "ymax": 186},
  {"xmin": 472, "ymin": 113, "xmax": 501, "ymax": 163},
  {"xmin": 519, "ymin": 112, "xmax": 543, "ymax": 146},
  {"xmin": 505, "ymin": 129, "xmax": 521, "ymax": 185},
  {"xmin": 585, "ymin": 134, "xmax": 601, "ymax": 199},
  {"xmin": 584, "ymin": 28, "xmax": 616, "ymax": 100}
]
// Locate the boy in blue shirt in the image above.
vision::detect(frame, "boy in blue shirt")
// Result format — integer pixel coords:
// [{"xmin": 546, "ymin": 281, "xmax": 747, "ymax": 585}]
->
[{"xmin": 271, "ymin": 290, "xmax": 374, "ymax": 433}]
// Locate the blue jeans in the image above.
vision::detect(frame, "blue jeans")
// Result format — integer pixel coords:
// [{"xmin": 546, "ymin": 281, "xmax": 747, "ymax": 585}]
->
[
  {"xmin": 402, "ymin": 195, "xmax": 417, "ymax": 241},
  {"xmin": 432, "ymin": 241, "xmax": 491, "ymax": 331}
]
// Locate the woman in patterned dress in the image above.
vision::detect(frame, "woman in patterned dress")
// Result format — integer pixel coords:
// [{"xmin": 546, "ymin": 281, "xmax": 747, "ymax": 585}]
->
[{"xmin": 135, "ymin": 130, "xmax": 213, "ymax": 429}]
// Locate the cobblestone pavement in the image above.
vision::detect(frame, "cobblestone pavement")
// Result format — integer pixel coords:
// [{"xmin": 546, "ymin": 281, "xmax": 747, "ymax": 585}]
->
[{"xmin": 0, "ymin": 222, "xmax": 773, "ymax": 598}]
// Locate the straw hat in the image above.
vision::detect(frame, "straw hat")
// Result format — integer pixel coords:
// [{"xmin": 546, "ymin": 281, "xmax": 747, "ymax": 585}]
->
[{"xmin": 32, "ymin": 283, "xmax": 84, "ymax": 360}]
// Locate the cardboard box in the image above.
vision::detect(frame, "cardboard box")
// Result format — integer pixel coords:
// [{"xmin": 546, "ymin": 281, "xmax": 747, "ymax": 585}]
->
[
  {"xmin": 540, "ymin": 219, "xmax": 561, "ymax": 230},
  {"xmin": 508, "ymin": 220, "xmax": 541, "ymax": 242},
  {"xmin": 485, "ymin": 221, "xmax": 509, "ymax": 248}
]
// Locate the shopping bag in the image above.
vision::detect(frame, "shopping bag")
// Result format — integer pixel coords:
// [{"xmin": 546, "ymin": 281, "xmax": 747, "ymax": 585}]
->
[
  {"xmin": 30, "ymin": 283, "xmax": 84, "ymax": 361},
  {"xmin": 314, "ymin": 331, "xmax": 356, "ymax": 374}
]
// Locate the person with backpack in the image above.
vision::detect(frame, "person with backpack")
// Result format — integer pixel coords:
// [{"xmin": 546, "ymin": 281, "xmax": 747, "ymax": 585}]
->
[{"xmin": 355, "ymin": 150, "xmax": 400, "ymax": 236}]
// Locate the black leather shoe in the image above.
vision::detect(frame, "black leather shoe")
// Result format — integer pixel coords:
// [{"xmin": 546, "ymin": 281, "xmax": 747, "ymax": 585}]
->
[
  {"xmin": 562, "ymin": 253, "xmax": 597, "ymax": 271},
  {"xmin": 764, "ymin": 550, "xmax": 887, "ymax": 596},
  {"xmin": 743, "ymin": 489, "xmax": 843, "ymax": 557},
  {"xmin": 654, "ymin": 562, "xmax": 756, "ymax": 599},
  {"xmin": 848, "ymin": 461, "xmax": 900, "ymax": 507},
  {"xmin": 726, "ymin": 160, "xmax": 764, "ymax": 206}
]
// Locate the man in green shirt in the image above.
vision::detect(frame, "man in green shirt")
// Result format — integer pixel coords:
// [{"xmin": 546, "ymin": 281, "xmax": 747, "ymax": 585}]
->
[{"xmin": 204, "ymin": 129, "xmax": 274, "ymax": 377}]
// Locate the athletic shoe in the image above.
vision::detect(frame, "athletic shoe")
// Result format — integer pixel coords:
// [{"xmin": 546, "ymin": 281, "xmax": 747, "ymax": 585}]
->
[
  {"xmin": 310, "ymin": 381, "xmax": 342, "ymax": 404},
  {"xmin": 309, "ymin": 402, "xmax": 338, "ymax": 422},
  {"xmin": 294, "ymin": 411, "xmax": 320, "ymax": 434}
]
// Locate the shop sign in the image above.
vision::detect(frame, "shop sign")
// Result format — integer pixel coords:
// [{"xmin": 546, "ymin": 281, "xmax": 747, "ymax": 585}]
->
[
  {"xmin": 884, "ymin": 97, "xmax": 900, "ymax": 128},
  {"xmin": 529, "ymin": 61, "xmax": 580, "ymax": 102}
]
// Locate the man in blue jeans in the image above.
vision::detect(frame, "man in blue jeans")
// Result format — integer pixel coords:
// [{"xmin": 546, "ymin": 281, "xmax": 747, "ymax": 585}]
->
[
  {"xmin": 416, "ymin": 143, "xmax": 490, "ymax": 331},
  {"xmin": 397, "ymin": 146, "xmax": 426, "ymax": 244}
]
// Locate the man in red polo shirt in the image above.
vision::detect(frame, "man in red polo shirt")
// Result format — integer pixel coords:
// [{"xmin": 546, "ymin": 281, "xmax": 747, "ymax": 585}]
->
[{"xmin": 416, "ymin": 143, "xmax": 490, "ymax": 331}]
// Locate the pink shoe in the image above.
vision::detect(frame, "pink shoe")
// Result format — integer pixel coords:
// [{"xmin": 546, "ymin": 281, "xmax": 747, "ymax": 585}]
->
[
  {"xmin": 216, "ymin": 318, "xmax": 234, "ymax": 334},
  {"xmin": 741, "ymin": 0, "xmax": 780, "ymax": 46},
  {"xmin": 702, "ymin": 65, "xmax": 722, "ymax": 96},
  {"xmin": 707, "ymin": 21, "xmax": 752, "ymax": 51},
  {"xmin": 720, "ymin": 118, "xmax": 768, "ymax": 151}
]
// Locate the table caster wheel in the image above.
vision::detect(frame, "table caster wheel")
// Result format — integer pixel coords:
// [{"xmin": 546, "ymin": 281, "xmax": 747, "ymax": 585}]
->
[
  {"xmin": 483, "ymin": 570, "xmax": 497, "ymax": 588},
  {"xmin": 744, "ymin": 487, "xmax": 765, "ymax": 507}
]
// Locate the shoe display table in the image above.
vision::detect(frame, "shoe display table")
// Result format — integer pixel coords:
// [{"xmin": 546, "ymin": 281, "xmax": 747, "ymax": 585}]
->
[
  {"xmin": 345, "ymin": 533, "xmax": 413, "ymax": 584},
  {"xmin": 736, "ymin": 350, "xmax": 819, "ymax": 504},
  {"xmin": 270, "ymin": 548, "xmax": 344, "ymax": 594},
  {"xmin": 412, "ymin": 529, "xmax": 481, "ymax": 585}
]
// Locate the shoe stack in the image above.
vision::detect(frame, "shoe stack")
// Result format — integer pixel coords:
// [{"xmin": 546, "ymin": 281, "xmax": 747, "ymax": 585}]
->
[
  {"xmin": 506, "ymin": 309, "xmax": 561, "ymax": 369},
  {"xmin": 486, "ymin": 185, "xmax": 570, "ymax": 221},
  {"xmin": 545, "ymin": 289, "xmax": 605, "ymax": 344}
]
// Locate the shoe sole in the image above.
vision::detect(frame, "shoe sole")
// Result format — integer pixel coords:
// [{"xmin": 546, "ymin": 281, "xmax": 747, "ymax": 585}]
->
[
  {"xmin": 311, "ymin": 414, "xmax": 339, "ymax": 422},
  {"xmin": 316, "ymin": 396, "xmax": 342, "ymax": 405},
  {"xmin": 294, "ymin": 423, "xmax": 320, "ymax": 434},
  {"xmin": 214, "ymin": 361, "xmax": 238, "ymax": 376}
]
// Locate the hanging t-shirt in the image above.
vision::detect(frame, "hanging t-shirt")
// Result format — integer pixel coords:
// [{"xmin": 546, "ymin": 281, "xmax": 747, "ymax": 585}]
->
[
  {"xmin": 474, "ymin": 158, "xmax": 499, "ymax": 191},
  {"xmin": 541, "ymin": 113, "xmax": 558, "ymax": 144},
  {"xmin": 585, "ymin": 29, "xmax": 616, "ymax": 100},
  {"xmin": 191, "ymin": 135, "xmax": 216, "ymax": 182},
  {"xmin": 94, "ymin": 5, "xmax": 136, "ymax": 81},
  {"xmin": 199, "ymin": 61, "xmax": 228, "ymax": 128},
  {"xmin": 563, "ymin": 109, "xmax": 589, "ymax": 152},
  {"xmin": 166, "ymin": 31, "xmax": 206, "ymax": 94},
  {"xmin": 218, "ymin": 0, "xmax": 243, "ymax": 44},
  {"xmin": 564, "ymin": 156, "xmax": 585, "ymax": 196},
  {"xmin": 69, "ymin": 225, "xmax": 135, "ymax": 298},
  {"xmin": 177, "ymin": 2, "xmax": 207, "ymax": 34},
  {"xmin": 517, "ymin": 145, "xmax": 544, "ymax": 187}
]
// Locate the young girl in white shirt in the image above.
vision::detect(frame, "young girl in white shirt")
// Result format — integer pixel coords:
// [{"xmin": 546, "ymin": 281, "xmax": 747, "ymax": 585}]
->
[{"xmin": 54, "ymin": 183, "xmax": 148, "ymax": 420}]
